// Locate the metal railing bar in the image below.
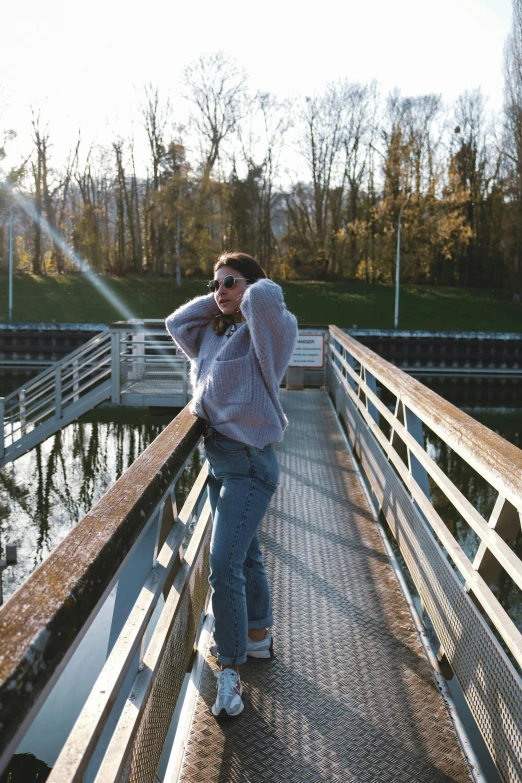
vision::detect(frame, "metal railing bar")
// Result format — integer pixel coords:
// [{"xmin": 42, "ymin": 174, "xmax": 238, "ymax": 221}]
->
[
  {"xmin": 21, "ymin": 402, "xmax": 57, "ymax": 429},
  {"xmin": 59, "ymin": 357, "xmax": 111, "ymax": 395},
  {"xmin": 331, "ymin": 358, "xmax": 522, "ymax": 669},
  {"xmin": 119, "ymin": 337, "xmax": 178, "ymax": 346},
  {"xmin": 10, "ymin": 385, "xmax": 62, "ymax": 423},
  {"xmin": 6, "ymin": 361, "xmax": 121, "ymax": 444},
  {"xmin": 1, "ymin": 332, "xmax": 111, "ymax": 404},
  {"xmin": 5, "ymin": 360, "xmax": 108, "ymax": 435},
  {"xmin": 60, "ymin": 346, "xmax": 112, "ymax": 383},
  {"xmin": 10, "ymin": 355, "xmax": 111, "ymax": 423},
  {"xmin": 1, "ymin": 345, "xmax": 111, "ymax": 432},
  {"xmin": 329, "ymin": 326, "xmax": 522, "ymax": 513},
  {"xmin": 119, "ymin": 355, "xmax": 184, "ymax": 364},
  {"xmin": 5, "ymin": 377, "xmax": 56, "ymax": 412},
  {"xmin": 60, "ymin": 369, "xmax": 112, "ymax": 409},
  {"xmin": 93, "ymin": 498, "xmax": 213, "ymax": 782},
  {"xmin": 2, "ymin": 381, "xmax": 113, "ymax": 461},
  {"xmin": 329, "ymin": 342, "xmax": 522, "ymax": 594},
  {"xmin": 2, "ymin": 369, "xmax": 59, "ymax": 403}
]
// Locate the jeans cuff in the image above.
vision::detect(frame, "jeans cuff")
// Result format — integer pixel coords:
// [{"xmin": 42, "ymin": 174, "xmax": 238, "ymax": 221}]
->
[
  {"xmin": 248, "ymin": 615, "xmax": 273, "ymax": 630},
  {"xmin": 217, "ymin": 653, "xmax": 248, "ymax": 666}
]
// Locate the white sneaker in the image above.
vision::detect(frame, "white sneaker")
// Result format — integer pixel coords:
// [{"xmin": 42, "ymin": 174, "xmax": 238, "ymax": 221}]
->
[
  {"xmin": 210, "ymin": 631, "xmax": 274, "ymax": 660},
  {"xmin": 212, "ymin": 668, "xmax": 244, "ymax": 717}
]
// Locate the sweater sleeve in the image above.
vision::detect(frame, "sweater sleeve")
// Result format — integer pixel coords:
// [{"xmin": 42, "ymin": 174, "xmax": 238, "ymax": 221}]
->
[
  {"xmin": 165, "ymin": 293, "xmax": 221, "ymax": 359},
  {"xmin": 240, "ymin": 279, "xmax": 298, "ymax": 386}
]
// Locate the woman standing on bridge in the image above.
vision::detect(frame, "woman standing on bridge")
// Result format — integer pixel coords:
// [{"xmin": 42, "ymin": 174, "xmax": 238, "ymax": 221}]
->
[{"xmin": 165, "ymin": 252, "xmax": 298, "ymax": 718}]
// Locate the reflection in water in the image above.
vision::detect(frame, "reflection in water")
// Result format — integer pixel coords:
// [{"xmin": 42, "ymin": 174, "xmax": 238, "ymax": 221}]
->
[{"xmin": 0, "ymin": 407, "xmax": 203, "ymax": 602}]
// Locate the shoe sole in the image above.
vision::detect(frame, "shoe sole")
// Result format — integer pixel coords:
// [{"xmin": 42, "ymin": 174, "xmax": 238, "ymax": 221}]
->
[
  {"xmin": 212, "ymin": 701, "xmax": 245, "ymax": 718},
  {"xmin": 247, "ymin": 636, "xmax": 275, "ymax": 659}
]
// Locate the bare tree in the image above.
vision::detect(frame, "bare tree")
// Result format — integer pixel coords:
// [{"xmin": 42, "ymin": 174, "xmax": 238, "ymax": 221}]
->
[
  {"xmin": 452, "ymin": 89, "xmax": 495, "ymax": 285},
  {"xmin": 182, "ymin": 51, "xmax": 248, "ymax": 178},
  {"xmin": 30, "ymin": 111, "xmax": 47, "ymax": 273},
  {"xmin": 75, "ymin": 145, "xmax": 109, "ymax": 272},
  {"xmin": 340, "ymin": 82, "xmax": 375, "ymax": 276},
  {"xmin": 291, "ymin": 82, "xmax": 348, "ymax": 275},
  {"xmin": 235, "ymin": 92, "xmax": 292, "ymax": 272},
  {"xmin": 142, "ymin": 84, "xmax": 171, "ymax": 274}
]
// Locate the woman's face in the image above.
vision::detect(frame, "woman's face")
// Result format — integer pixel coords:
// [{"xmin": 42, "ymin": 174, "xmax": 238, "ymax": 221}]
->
[{"xmin": 213, "ymin": 265, "xmax": 249, "ymax": 316}]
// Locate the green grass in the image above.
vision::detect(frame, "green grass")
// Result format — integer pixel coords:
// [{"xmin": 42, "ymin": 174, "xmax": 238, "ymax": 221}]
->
[{"xmin": 0, "ymin": 273, "xmax": 521, "ymax": 332}]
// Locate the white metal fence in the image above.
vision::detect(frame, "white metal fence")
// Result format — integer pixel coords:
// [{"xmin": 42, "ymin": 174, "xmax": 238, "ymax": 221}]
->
[
  {"xmin": 0, "ymin": 324, "xmax": 191, "ymax": 466},
  {"xmin": 327, "ymin": 325, "xmax": 522, "ymax": 782}
]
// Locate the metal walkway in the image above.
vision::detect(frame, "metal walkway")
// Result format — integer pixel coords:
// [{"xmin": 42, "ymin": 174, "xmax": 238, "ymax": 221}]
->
[{"xmin": 175, "ymin": 390, "xmax": 472, "ymax": 783}]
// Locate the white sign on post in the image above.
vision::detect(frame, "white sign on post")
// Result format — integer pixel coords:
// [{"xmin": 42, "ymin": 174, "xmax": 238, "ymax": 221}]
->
[{"xmin": 289, "ymin": 333, "xmax": 325, "ymax": 368}]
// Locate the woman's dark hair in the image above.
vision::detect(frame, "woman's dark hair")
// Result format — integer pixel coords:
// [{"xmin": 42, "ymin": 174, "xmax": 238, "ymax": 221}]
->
[{"xmin": 211, "ymin": 252, "xmax": 267, "ymax": 335}]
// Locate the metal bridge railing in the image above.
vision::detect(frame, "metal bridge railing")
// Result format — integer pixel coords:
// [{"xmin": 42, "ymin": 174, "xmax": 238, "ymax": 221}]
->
[
  {"xmin": 0, "ymin": 407, "xmax": 211, "ymax": 783},
  {"xmin": 0, "ymin": 330, "xmax": 113, "ymax": 465},
  {"xmin": 113, "ymin": 322, "xmax": 189, "ymax": 403},
  {"xmin": 0, "ymin": 323, "xmax": 191, "ymax": 465},
  {"xmin": 327, "ymin": 325, "xmax": 522, "ymax": 783}
]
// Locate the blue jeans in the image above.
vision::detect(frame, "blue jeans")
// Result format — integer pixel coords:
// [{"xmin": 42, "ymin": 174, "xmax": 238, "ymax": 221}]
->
[{"xmin": 204, "ymin": 426, "xmax": 279, "ymax": 665}]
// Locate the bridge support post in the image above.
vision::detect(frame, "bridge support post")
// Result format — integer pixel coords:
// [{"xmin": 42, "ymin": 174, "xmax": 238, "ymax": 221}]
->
[
  {"xmin": 19, "ymin": 390, "xmax": 26, "ymax": 436},
  {"xmin": 73, "ymin": 358, "xmax": 79, "ymax": 403},
  {"xmin": 183, "ymin": 356, "xmax": 189, "ymax": 400},
  {"xmin": 54, "ymin": 367, "xmax": 62, "ymax": 421},
  {"xmin": 111, "ymin": 331, "xmax": 121, "ymax": 405}
]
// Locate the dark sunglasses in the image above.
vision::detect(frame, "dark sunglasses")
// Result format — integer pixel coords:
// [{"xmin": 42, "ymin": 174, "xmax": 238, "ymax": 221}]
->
[{"xmin": 208, "ymin": 275, "xmax": 249, "ymax": 293}]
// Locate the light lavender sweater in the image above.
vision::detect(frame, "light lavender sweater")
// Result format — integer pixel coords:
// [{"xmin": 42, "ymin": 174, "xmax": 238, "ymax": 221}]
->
[{"xmin": 165, "ymin": 279, "xmax": 298, "ymax": 448}]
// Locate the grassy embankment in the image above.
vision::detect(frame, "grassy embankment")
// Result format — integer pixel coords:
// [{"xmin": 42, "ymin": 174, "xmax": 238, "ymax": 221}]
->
[{"xmin": 0, "ymin": 274, "xmax": 521, "ymax": 332}]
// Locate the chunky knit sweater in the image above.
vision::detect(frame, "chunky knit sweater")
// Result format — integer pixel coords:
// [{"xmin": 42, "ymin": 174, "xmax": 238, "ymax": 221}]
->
[{"xmin": 165, "ymin": 279, "xmax": 298, "ymax": 448}]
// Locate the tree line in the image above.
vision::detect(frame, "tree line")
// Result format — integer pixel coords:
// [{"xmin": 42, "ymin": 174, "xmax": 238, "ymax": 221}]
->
[{"xmin": 1, "ymin": 3, "xmax": 522, "ymax": 294}]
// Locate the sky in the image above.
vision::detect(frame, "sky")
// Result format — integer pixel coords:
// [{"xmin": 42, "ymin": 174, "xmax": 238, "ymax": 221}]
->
[{"xmin": 0, "ymin": 0, "xmax": 514, "ymax": 175}]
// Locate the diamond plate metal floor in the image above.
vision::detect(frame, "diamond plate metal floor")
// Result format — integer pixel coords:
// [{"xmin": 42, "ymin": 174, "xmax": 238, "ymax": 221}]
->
[{"xmin": 176, "ymin": 390, "xmax": 472, "ymax": 783}]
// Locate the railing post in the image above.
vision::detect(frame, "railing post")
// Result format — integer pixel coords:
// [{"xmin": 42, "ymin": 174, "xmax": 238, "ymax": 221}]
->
[
  {"xmin": 364, "ymin": 368, "xmax": 379, "ymax": 424},
  {"xmin": 404, "ymin": 406, "xmax": 430, "ymax": 500},
  {"xmin": 73, "ymin": 358, "xmax": 79, "ymax": 403},
  {"xmin": 111, "ymin": 331, "xmax": 121, "ymax": 405},
  {"xmin": 344, "ymin": 351, "xmax": 357, "ymax": 393},
  {"xmin": 183, "ymin": 355, "xmax": 188, "ymax": 401},
  {"xmin": 128, "ymin": 320, "xmax": 145, "ymax": 382},
  {"xmin": 0, "ymin": 399, "xmax": 4, "ymax": 460},
  {"xmin": 55, "ymin": 366, "xmax": 62, "ymax": 421},
  {"xmin": 19, "ymin": 389, "xmax": 26, "ymax": 436}
]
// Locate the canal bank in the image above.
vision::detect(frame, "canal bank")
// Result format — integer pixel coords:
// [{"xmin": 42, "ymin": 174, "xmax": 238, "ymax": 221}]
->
[{"xmin": 1, "ymin": 321, "xmax": 521, "ymax": 372}]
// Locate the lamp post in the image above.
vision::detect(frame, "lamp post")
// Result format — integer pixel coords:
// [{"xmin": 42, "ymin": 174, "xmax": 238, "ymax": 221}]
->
[{"xmin": 394, "ymin": 191, "xmax": 411, "ymax": 330}]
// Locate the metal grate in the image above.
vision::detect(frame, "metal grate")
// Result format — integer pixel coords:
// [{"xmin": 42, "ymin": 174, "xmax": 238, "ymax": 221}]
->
[
  {"xmin": 125, "ymin": 529, "xmax": 211, "ymax": 783},
  {"xmin": 177, "ymin": 390, "xmax": 472, "ymax": 783}
]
